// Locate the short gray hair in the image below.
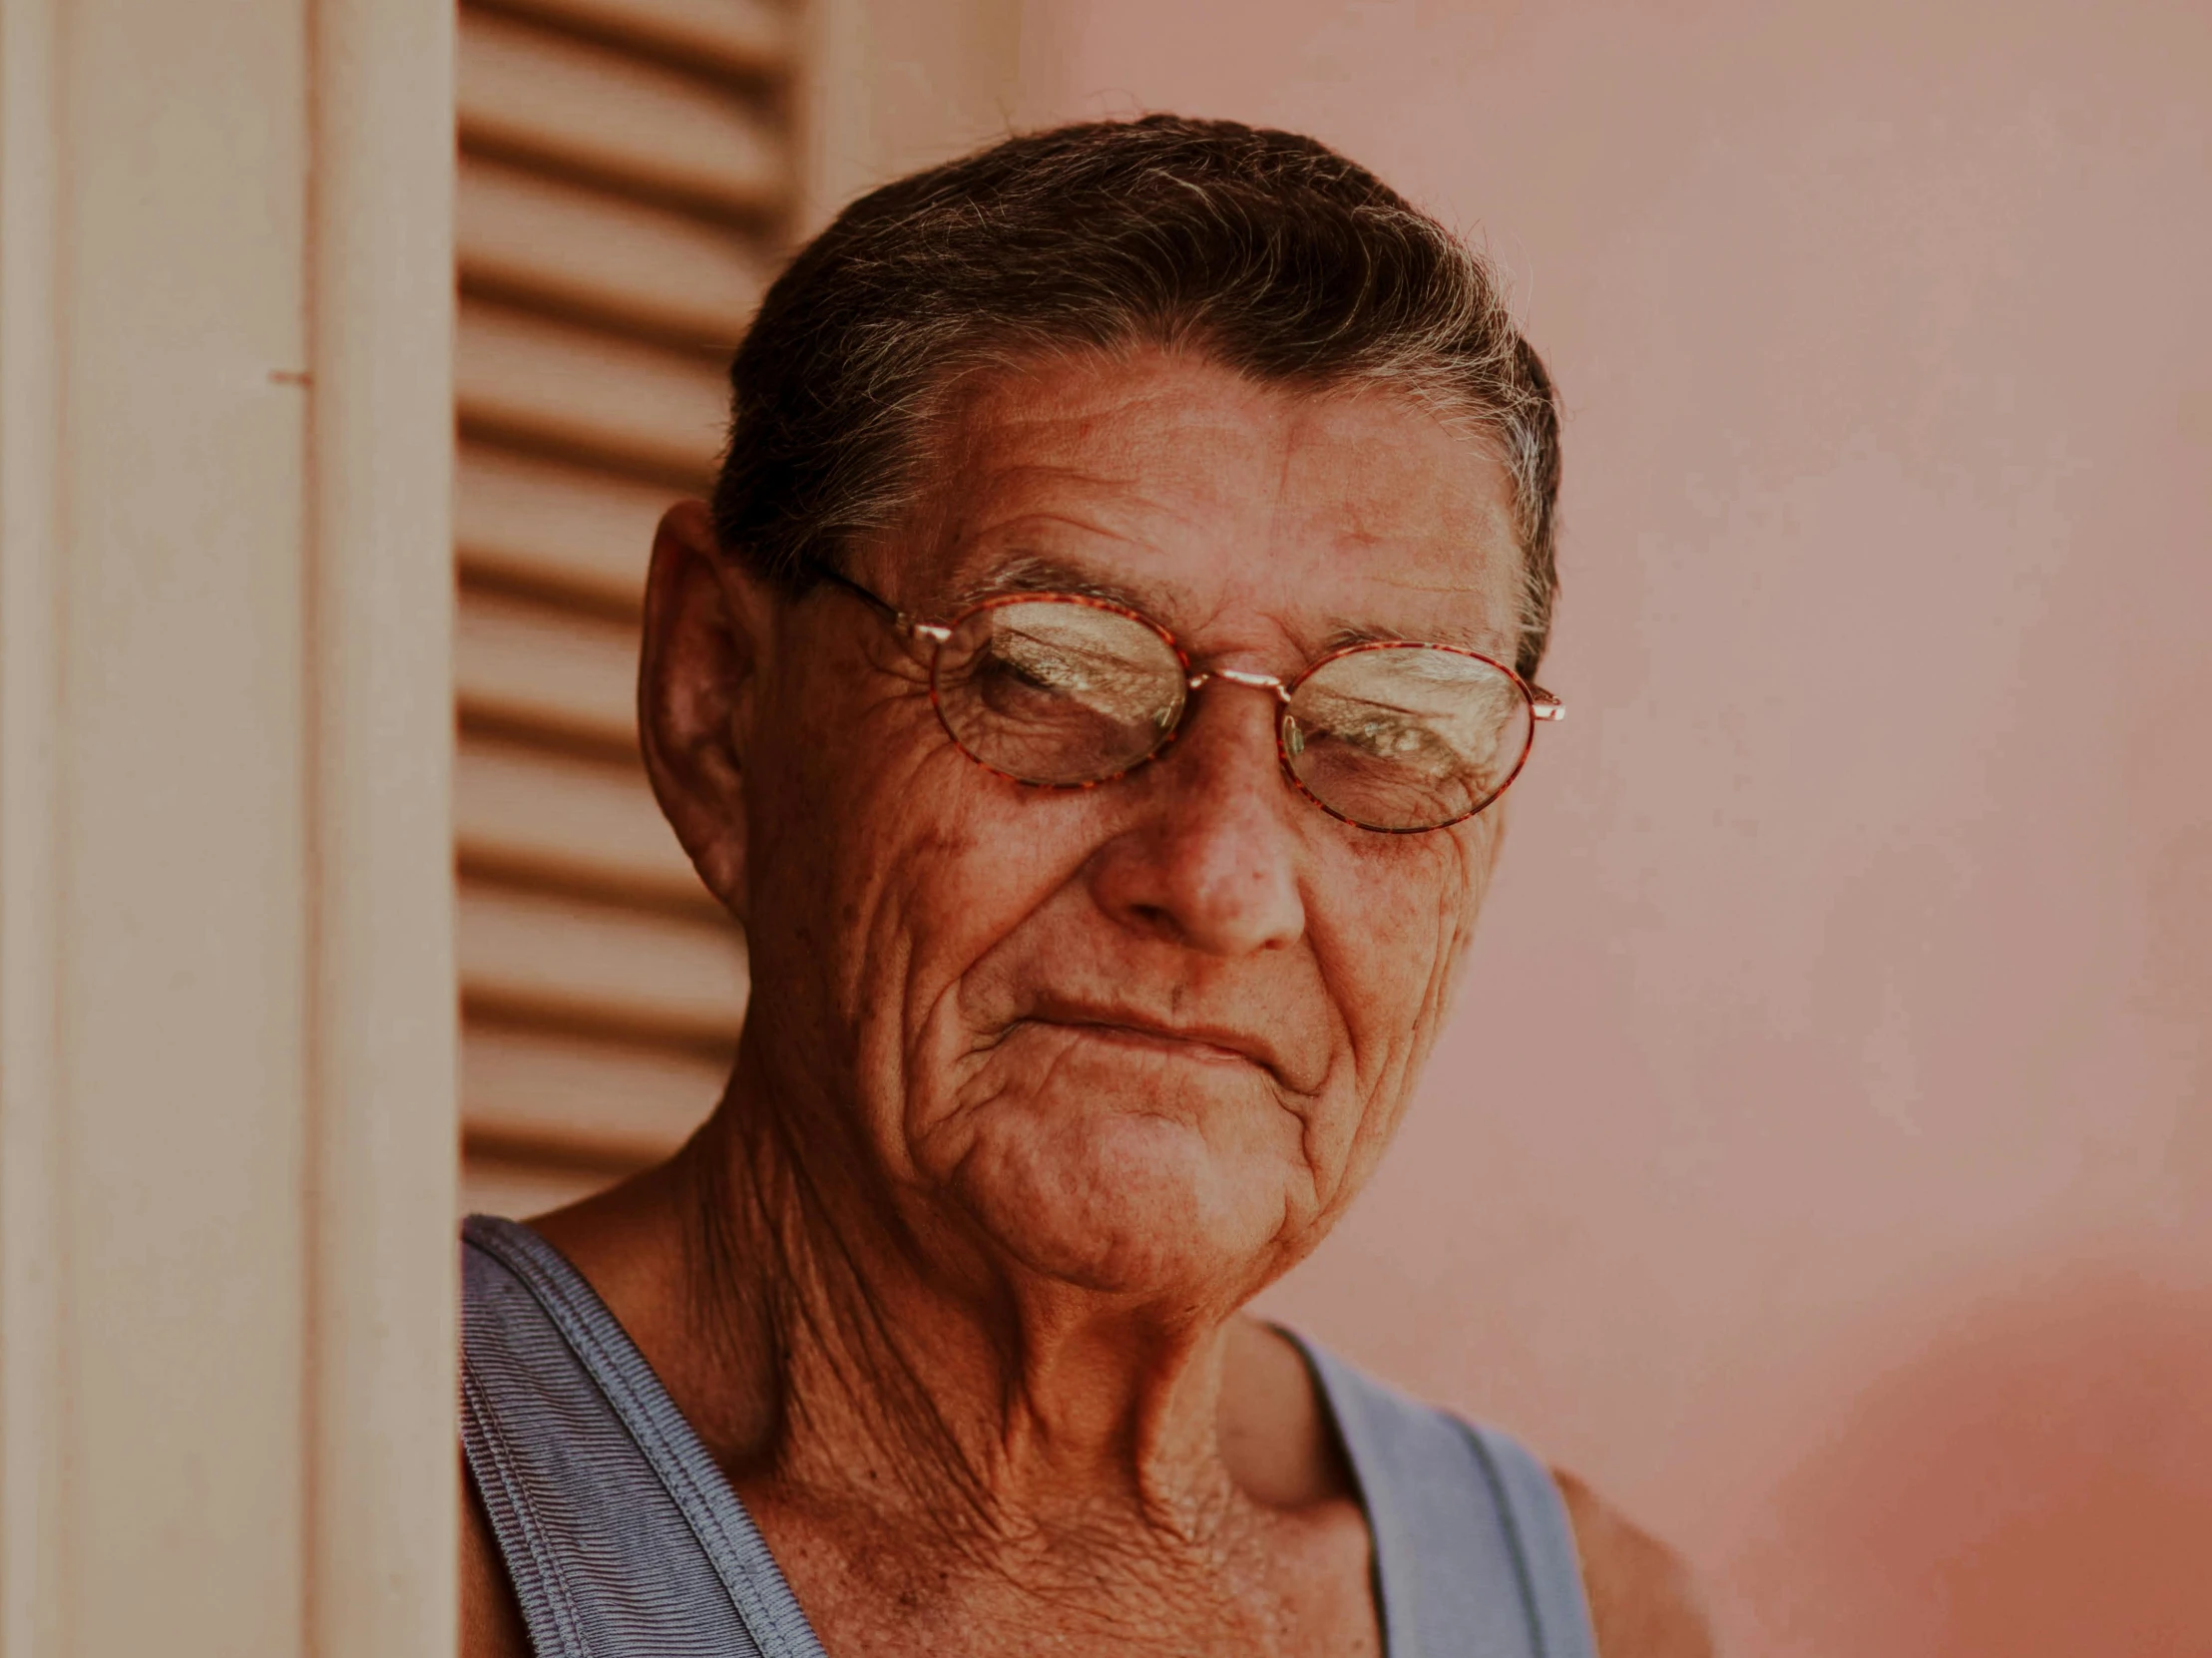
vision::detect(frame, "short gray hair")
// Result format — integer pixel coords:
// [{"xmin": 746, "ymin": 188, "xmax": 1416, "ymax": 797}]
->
[{"xmin": 711, "ymin": 115, "xmax": 1562, "ymax": 677}]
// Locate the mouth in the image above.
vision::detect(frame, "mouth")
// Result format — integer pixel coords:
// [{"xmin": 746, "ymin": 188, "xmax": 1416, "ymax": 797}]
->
[{"xmin": 1014, "ymin": 1004, "xmax": 1284, "ymax": 1080}]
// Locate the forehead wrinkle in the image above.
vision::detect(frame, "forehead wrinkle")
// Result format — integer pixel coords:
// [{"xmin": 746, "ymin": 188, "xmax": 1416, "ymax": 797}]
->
[
  {"xmin": 1261, "ymin": 385, "xmax": 1515, "ymax": 594},
  {"xmin": 934, "ymin": 447, "xmax": 1206, "ymax": 547},
  {"xmin": 939, "ymin": 550, "xmax": 1211, "ymax": 637},
  {"xmin": 914, "ymin": 352, "xmax": 1520, "ymax": 654},
  {"xmin": 1251, "ymin": 380, "xmax": 1317, "ymax": 613},
  {"xmin": 922, "ymin": 444, "xmax": 1216, "ymax": 612},
  {"xmin": 945, "ymin": 369, "xmax": 1235, "ymax": 496},
  {"xmin": 939, "ymin": 546, "xmax": 1511, "ymax": 663},
  {"xmin": 1359, "ymin": 569, "xmax": 1519, "ymax": 657},
  {"xmin": 929, "ymin": 499, "xmax": 1164, "ymax": 600}
]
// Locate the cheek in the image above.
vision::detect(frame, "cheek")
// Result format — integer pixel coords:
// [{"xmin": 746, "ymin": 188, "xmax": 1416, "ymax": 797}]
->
[
  {"xmin": 743, "ymin": 664, "xmax": 1110, "ymax": 1076},
  {"xmin": 1311, "ymin": 815, "xmax": 1500, "ymax": 1106}
]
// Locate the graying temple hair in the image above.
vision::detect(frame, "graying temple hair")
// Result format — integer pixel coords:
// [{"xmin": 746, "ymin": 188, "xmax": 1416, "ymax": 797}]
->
[{"xmin": 712, "ymin": 115, "xmax": 1562, "ymax": 678}]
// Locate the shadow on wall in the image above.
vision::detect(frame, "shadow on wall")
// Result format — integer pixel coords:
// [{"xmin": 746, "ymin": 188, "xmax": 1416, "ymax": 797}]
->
[{"xmin": 1725, "ymin": 1263, "xmax": 2212, "ymax": 1658}]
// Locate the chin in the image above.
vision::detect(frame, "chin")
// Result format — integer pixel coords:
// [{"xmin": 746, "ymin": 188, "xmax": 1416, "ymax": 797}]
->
[{"xmin": 945, "ymin": 1106, "xmax": 1287, "ymax": 1298}]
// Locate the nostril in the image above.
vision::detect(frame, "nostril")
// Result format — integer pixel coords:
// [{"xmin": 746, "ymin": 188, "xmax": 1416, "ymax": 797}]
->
[{"xmin": 1128, "ymin": 900, "xmax": 1183, "ymax": 943}]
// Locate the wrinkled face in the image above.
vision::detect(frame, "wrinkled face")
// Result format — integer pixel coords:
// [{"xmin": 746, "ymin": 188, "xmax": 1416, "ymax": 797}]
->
[{"xmin": 655, "ymin": 348, "xmax": 1528, "ymax": 1308}]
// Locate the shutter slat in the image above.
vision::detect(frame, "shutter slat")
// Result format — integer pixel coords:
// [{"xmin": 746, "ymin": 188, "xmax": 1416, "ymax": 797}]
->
[
  {"xmin": 459, "ymin": 8, "xmax": 785, "ymax": 214},
  {"xmin": 463, "ymin": 1022, "xmax": 721, "ymax": 1164},
  {"xmin": 457, "ymin": 586, "xmax": 640, "ymax": 752},
  {"xmin": 456, "ymin": 732, "xmax": 702, "ymax": 905},
  {"xmin": 457, "ymin": 298, "xmax": 728, "ymax": 481},
  {"xmin": 455, "ymin": 444, "xmax": 669, "ymax": 614},
  {"xmin": 459, "ymin": 882, "xmax": 748, "ymax": 1045},
  {"xmin": 457, "ymin": 0, "xmax": 786, "ymax": 1209},
  {"xmin": 481, "ymin": 0, "xmax": 792, "ymax": 82},
  {"xmin": 458, "ymin": 157, "xmax": 769, "ymax": 344}
]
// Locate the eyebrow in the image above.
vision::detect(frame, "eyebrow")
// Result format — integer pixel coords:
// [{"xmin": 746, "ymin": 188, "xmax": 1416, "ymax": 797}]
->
[
  {"xmin": 943, "ymin": 552, "xmax": 1167, "ymax": 616},
  {"xmin": 1316, "ymin": 615, "xmax": 1504, "ymax": 656},
  {"xmin": 940, "ymin": 550, "xmax": 1513, "ymax": 660}
]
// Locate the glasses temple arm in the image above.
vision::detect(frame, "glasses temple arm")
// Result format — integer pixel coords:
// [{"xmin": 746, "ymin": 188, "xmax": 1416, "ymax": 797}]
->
[{"xmin": 805, "ymin": 558, "xmax": 903, "ymax": 622}]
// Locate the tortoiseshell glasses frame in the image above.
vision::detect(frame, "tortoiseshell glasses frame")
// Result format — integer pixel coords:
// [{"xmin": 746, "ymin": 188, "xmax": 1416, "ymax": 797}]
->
[{"xmin": 808, "ymin": 563, "xmax": 1564, "ymax": 834}]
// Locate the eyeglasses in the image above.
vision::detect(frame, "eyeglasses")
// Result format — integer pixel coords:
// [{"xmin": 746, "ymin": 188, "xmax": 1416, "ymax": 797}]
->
[{"xmin": 811, "ymin": 566, "xmax": 1563, "ymax": 834}]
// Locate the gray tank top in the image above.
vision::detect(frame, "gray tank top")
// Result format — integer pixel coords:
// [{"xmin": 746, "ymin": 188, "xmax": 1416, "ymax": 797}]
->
[{"xmin": 462, "ymin": 1215, "xmax": 1597, "ymax": 1658}]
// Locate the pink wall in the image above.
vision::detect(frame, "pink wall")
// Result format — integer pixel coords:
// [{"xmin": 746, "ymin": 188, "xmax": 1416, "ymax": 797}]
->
[{"xmin": 1015, "ymin": 3, "xmax": 2212, "ymax": 1651}]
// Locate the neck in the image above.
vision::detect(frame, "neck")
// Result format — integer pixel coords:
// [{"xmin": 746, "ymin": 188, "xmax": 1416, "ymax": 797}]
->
[{"xmin": 570, "ymin": 1043, "xmax": 1255, "ymax": 1561}]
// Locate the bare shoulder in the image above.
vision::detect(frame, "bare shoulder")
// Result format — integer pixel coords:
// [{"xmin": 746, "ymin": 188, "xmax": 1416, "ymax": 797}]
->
[
  {"xmin": 1551, "ymin": 1468, "xmax": 1715, "ymax": 1658},
  {"xmin": 461, "ymin": 1461, "xmax": 533, "ymax": 1658}
]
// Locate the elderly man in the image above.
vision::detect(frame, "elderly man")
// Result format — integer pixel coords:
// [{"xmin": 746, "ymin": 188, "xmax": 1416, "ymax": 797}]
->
[{"xmin": 460, "ymin": 117, "xmax": 1709, "ymax": 1657}]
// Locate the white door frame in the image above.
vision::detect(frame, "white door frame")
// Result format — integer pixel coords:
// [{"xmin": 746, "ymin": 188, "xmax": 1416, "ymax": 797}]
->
[{"xmin": 0, "ymin": 1, "xmax": 457, "ymax": 1650}]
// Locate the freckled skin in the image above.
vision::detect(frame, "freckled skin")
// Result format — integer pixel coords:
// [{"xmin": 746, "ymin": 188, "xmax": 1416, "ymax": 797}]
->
[
  {"xmin": 460, "ymin": 348, "xmax": 1712, "ymax": 1658},
  {"xmin": 737, "ymin": 355, "xmax": 1514, "ymax": 1304}
]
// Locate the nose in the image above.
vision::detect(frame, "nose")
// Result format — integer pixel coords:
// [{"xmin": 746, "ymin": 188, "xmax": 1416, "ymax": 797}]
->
[{"xmin": 1084, "ymin": 685, "xmax": 1307, "ymax": 957}]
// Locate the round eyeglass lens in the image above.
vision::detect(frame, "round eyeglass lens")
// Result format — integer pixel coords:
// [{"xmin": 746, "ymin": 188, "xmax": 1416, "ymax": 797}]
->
[
  {"xmin": 932, "ymin": 598, "xmax": 1188, "ymax": 786},
  {"xmin": 1282, "ymin": 644, "xmax": 1534, "ymax": 831}
]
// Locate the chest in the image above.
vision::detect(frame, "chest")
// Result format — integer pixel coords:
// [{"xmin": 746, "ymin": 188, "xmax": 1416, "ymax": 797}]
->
[
  {"xmin": 750, "ymin": 1489, "xmax": 1383, "ymax": 1658},
  {"xmin": 461, "ymin": 1229, "xmax": 1592, "ymax": 1658}
]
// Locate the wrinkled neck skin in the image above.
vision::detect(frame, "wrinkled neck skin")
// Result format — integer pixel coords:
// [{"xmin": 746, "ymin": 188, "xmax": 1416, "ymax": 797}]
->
[
  {"xmin": 647, "ymin": 1019, "xmax": 1300, "ymax": 1572},
  {"xmin": 550, "ymin": 355, "xmax": 1525, "ymax": 1643}
]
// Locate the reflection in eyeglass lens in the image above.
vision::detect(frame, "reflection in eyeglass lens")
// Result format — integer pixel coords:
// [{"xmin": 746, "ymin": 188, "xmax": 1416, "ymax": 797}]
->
[
  {"xmin": 938, "ymin": 601, "xmax": 1185, "ymax": 784},
  {"xmin": 1285, "ymin": 648, "xmax": 1530, "ymax": 830},
  {"xmin": 931, "ymin": 600, "xmax": 1533, "ymax": 828}
]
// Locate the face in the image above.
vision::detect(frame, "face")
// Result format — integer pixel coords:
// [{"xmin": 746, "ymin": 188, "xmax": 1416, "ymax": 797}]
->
[{"xmin": 646, "ymin": 348, "xmax": 1528, "ymax": 1311}]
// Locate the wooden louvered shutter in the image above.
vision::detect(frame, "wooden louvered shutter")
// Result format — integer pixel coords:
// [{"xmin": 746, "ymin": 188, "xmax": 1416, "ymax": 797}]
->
[{"xmin": 453, "ymin": 0, "xmax": 791, "ymax": 1216}]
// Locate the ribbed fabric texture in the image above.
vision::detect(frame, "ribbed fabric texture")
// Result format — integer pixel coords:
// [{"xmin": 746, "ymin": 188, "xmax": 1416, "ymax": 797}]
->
[{"xmin": 462, "ymin": 1216, "xmax": 1598, "ymax": 1658}]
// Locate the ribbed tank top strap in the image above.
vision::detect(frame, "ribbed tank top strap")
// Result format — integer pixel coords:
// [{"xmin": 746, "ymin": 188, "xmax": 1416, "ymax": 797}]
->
[
  {"xmin": 460, "ymin": 1216, "xmax": 826, "ymax": 1658},
  {"xmin": 1286, "ymin": 1332, "xmax": 1598, "ymax": 1658}
]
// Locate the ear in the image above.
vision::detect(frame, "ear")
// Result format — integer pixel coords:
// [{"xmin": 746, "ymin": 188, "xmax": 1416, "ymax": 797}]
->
[{"xmin": 638, "ymin": 499, "xmax": 775, "ymax": 924}]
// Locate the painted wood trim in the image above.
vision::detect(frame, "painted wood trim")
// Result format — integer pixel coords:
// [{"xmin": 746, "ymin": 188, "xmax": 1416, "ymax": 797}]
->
[
  {"xmin": 0, "ymin": 0, "xmax": 66, "ymax": 1647},
  {"xmin": 306, "ymin": 1, "xmax": 460, "ymax": 1653}
]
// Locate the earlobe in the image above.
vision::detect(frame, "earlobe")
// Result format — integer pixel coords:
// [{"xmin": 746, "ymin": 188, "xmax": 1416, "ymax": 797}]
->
[{"xmin": 638, "ymin": 500, "xmax": 770, "ymax": 924}]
